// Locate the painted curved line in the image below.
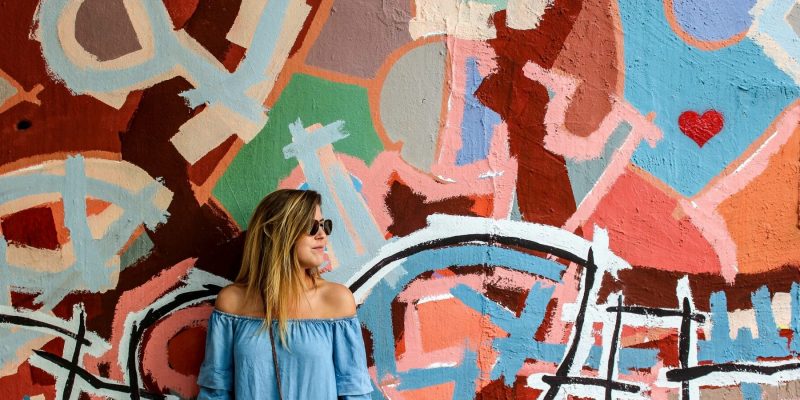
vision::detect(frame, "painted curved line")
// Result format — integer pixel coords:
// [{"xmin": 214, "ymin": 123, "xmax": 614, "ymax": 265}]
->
[
  {"xmin": 663, "ymin": 0, "xmax": 750, "ymax": 51},
  {"xmin": 346, "ymin": 214, "xmax": 630, "ymax": 302}
]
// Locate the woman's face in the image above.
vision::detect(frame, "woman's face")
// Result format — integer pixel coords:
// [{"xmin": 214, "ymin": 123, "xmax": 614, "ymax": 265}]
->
[{"xmin": 294, "ymin": 205, "xmax": 329, "ymax": 270}]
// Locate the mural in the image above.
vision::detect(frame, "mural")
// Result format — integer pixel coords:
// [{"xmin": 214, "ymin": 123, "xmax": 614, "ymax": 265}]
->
[{"xmin": 1, "ymin": 0, "xmax": 799, "ymax": 399}]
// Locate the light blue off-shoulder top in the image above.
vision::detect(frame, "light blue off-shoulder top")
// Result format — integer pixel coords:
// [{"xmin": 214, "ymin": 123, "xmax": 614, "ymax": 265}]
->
[{"xmin": 197, "ymin": 309, "xmax": 373, "ymax": 399}]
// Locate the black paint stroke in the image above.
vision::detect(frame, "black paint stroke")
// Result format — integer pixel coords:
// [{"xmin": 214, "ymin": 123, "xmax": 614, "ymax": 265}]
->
[
  {"xmin": 678, "ymin": 297, "xmax": 692, "ymax": 400},
  {"xmin": 349, "ymin": 233, "xmax": 589, "ymax": 292},
  {"xmin": 605, "ymin": 305, "xmax": 705, "ymax": 323},
  {"xmin": 606, "ymin": 296, "xmax": 623, "ymax": 400},
  {"xmin": 33, "ymin": 350, "xmax": 164, "ymax": 399},
  {"xmin": 667, "ymin": 361, "xmax": 800, "ymax": 382},
  {"xmin": 62, "ymin": 309, "xmax": 85, "ymax": 400},
  {"xmin": 541, "ymin": 248, "xmax": 597, "ymax": 400},
  {"xmin": 0, "ymin": 314, "xmax": 92, "ymax": 346}
]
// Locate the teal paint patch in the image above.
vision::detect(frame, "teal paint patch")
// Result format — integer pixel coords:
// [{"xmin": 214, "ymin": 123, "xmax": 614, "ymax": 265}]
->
[
  {"xmin": 619, "ymin": 0, "xmax": 800, "ymax": 196},
  {"xmin": 120, "ymin": 232, "xmax": 154, "ymax": 270},
  {"xmin": 566, "ymin": 122, "xmax": 632, "ymax": 206},
  {"xmin": 0, "ymin": 76, "xmax": 17, "ymax": 106},
  {"xmin": 464, "ymin": 0, "xmax": 508, "ymax": 10}
]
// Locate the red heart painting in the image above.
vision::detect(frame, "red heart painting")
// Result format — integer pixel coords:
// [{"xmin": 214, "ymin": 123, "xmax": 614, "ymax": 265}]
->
[{"xmin": 678, "ymin": 110, "xmax": 724, "ymax": 147}]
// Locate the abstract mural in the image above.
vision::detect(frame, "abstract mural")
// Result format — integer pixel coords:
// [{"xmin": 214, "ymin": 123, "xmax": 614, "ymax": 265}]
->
[{"xmin": 1, "ymin": 0, "xmax": 800, "ymax": 399}]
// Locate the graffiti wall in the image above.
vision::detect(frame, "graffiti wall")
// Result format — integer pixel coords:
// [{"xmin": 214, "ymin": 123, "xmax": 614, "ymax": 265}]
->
[{"xmin": 1, "ymin": 0, "xmax": 799, "ymax": 399}]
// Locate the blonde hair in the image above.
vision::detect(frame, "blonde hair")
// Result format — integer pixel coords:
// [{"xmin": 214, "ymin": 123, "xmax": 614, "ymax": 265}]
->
[{"xmin": 235, "ymin": 189, "xmax": 322, "ymax": 345}]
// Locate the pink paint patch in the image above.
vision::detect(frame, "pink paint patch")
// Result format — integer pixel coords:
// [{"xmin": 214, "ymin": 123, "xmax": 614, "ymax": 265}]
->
[{"xmin": 583, "ymin": 168, "xmax": 722, "ymax": 274}]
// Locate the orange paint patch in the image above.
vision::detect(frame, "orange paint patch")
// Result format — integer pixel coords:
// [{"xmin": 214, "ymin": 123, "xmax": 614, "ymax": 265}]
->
[
  {"xmin": 86, "ymin": 198, "xmax": 112, "ymax": 216},
  {"xmin": 400, "ymin": 381, "xmax": 454, "ymax": 400},
  {"xmin": 417, "ymin": 297, "xmax": 486, "ymax": 354},
  {"xmin": 718, "ymin": 124, "xmax": 800, "ymax": 273}
]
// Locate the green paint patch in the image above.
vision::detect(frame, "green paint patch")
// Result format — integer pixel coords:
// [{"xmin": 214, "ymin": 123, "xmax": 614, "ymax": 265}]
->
[{"xmin": 213, "ymin": 74, "xmax": 383, "ymax": 228}]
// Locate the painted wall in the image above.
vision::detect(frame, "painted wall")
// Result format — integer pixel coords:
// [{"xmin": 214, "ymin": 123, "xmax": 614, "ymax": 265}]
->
[{"xmin": 1, "ymin": 0, "xmax": 800, "ymax": 399}]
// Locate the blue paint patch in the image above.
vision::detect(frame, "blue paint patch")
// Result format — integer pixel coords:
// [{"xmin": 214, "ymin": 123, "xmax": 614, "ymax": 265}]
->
[
  {"xmin": 584, "ymin": 344, "xmax": 658, "ymax": 374},
  {"xmin": 618, "ymin": 0, "xmax": 800, "ymax": 195},
  {"xmin": 456, "ymin": 57, "xmax": 501, "ymax": 166},
  {"xmin": 397, "ymin": 348, "xmax": 478, "ymax": 399},
  {"xmin": 350, "ymin": 175, "xmax": 363, "ymax": 193},
  {"xmin": 452, "ymin": 282, "xmax": 559, "ymax": 385},
  {"xmin": 792, "ymin": 282, "xmax": 800, "ymax": 354},
  {"xmin": 741, "ymin": 382, "xmax": 762, "ymax": 400},
  {"xmin": 699, "ymin": 287, "xmax": 789, "ymax": 362},
  {"xmin": 672, "ymin": 0, "xmax": 756, "ymax": 42}
]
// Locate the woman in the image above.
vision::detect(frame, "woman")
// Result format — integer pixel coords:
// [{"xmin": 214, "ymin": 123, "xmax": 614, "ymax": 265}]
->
[{"xmin": 197, "ymin": 189, "xmax": 373, "ymax": 399}]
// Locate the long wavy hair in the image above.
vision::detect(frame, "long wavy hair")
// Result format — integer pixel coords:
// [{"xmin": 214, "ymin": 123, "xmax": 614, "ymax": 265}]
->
[{"xmin": 235, "ymin": 189, "xmax": 322, "ymax": 345}]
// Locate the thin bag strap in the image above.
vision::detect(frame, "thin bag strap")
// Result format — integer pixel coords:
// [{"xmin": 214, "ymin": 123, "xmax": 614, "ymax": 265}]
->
[{"xmin": 269, "ymin": 324, "xmax": 284, "ymax": 400}]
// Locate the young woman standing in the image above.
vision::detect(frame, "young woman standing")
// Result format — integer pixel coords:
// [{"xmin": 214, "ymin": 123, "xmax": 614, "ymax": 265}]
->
[{"xmin": 197, "ymin": 189, "xmax": 373, "ymax": 399}]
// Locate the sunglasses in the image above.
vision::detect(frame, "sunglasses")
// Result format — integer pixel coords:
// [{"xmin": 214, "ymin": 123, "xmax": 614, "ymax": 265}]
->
[{"xmin": 309, "ymin": 218, "xmax": 333, "ymax": 236}]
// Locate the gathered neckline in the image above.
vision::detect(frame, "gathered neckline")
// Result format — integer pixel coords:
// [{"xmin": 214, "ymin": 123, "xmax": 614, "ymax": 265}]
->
[{"xmin": 212, "ymin": 308, "xmax": 358, "ymax": 323}]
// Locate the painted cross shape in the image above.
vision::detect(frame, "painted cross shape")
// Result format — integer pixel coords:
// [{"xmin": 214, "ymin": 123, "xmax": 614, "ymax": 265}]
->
[
  {"xmin": 451, "ymin": 281, "xmax": 561, "ymax": 385},
  {"xmin": 282, "ymin": 119, "xmax": 385, "ymax": 282}
]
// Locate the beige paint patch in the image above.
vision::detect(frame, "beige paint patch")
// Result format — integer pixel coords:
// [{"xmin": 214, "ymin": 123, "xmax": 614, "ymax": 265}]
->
[
  {"xmin": 409, "ymin": 0, "xmax": 497, "ymax": 40},
  {"xmin": 696, "ymin": 386, "xmax": 744, "ymax": 400},
  {"xmin": 772, "ymin": 291, "xmax": 792, "ymax": 329},
  {"xmin": 728, "ymin": 308, "xmax": 758, "ymax": 338},
  {"xmin": 506, "ymin": 0, "xmax": 553, "ymax": 30},
  {"xmin": 88, "ymin": 203, "xmax": 124, "ymax": 239},
  {"xmin": 761, "ymin": 379, "xmax": 800, "ymax": 399},
  {"xmin": 82, "ymin": 159, "xmax": 173, "ymax": 212},
  {"xmin": 6, "ymin": 242, "xmax": 75, "ymax": 273},
  {"xmin": 226, "ymin": 0, "xmax": 268, "ymax": 47},
  {"xmin": 170, "ymin": 104, "xmax": 261, "ymax": 164}
]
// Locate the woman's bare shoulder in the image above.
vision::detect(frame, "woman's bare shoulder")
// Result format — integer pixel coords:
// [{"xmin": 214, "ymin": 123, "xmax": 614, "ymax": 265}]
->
[
  {"xmin": 214, "ymin": 284, "xmax": 249, "ymax": 314},
  {"xmin": 318, "ymin": 280, "xmax": 356, "ymax": 318}
]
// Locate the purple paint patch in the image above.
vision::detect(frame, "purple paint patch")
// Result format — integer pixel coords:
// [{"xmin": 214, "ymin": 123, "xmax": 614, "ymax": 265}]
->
[{"xmin": 672, "ymin": 0, "xmax": 756, "ymax": 42}]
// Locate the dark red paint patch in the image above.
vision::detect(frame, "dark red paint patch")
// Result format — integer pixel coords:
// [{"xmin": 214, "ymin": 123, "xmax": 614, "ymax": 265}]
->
[
  {"xmin": 163, "ymin": 0, "xmax": 200, "ymax": 30},
  {"xmin": 384, "ymin": 179, "xmax": 479, "ymax": 236},
  {"xmin": 167, "ymin": 326, "xmax": 207, "ymax": 375},
  {"xmin": 188, "ymin": 134, "xmax": 239, "ymax": 186},
  {"xmin": 10, "ymin": 291, "xmax": 42, "ymax": 311},
  {"xmin": 1, "ymin": 206, "xmax": 59, "ymax": 249},
  {"xmin": 476, "ymin": 3, "xmax": 584, "ymax": 227},
  {"xmin": 476, "ymin": 374, "xmax": 542, "ymax": 398},
  {"xmin": 678, "ymin": 110, "xmax": 724, "ymax": 147},
  {"xmin": 599, "ymin": 264, "xmax": 800, "ymax": 311},
  {"xmin": 289, "ymin": 0, "xmax": 324, "ymax": 57},
  {"xmin": 183, "ymin": 0, "xmax": 244, "ymax": 71}
]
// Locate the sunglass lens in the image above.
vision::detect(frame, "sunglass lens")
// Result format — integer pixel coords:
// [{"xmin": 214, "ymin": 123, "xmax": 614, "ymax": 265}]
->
[{"xmin": 323, "ymin": 219, "xmax": 332, "ymax": 235}]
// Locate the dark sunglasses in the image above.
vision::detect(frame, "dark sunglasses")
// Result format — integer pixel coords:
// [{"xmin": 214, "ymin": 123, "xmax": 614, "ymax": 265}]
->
[{"xmin": 309, "ymin": 218, "xmax": 333, "ymax": 236}]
